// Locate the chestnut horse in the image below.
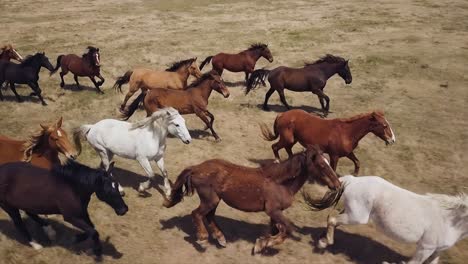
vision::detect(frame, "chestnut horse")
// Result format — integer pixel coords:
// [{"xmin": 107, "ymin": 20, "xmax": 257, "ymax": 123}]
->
[
  {"xmin": 50, "ymin": 46, "xmax": 105, "ymax": 93},
  {"xmin": 122, "ymin": 71, "xmax": 230, "ymax": 141},
  {"xmin": 246, "ymin": 54, "xmax": 352, "ymax": 112},
  {"xmin": 163, "ymin": 146, "xmax": 342, "ymax": 254},
  {"xmin": 0, "ymin": 44, "xmax": 23, "ymax": 62},
  {"xmin": 199, "ymin": 43, "xmax": 273, "ymax": 82},
  {"xmin": 0, "ymin": 117, "xmax": 77, "ymax": 169},
  {"xmin": 260, "ymin": 109, "xmax": 396, "ymax": 174},
  {"xmin": 113, "ymin": 58, "xmax": 202, "ymax": 111}
]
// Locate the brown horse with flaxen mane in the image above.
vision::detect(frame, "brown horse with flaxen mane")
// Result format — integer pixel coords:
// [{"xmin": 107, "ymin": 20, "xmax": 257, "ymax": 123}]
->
[
  {"xmin": 260, "ymin": 109, "xmax": 396, "ymax": 175},
  {"xmin": 122, "ymin": 70, "xmax": 230, "ymax": 141},
  {"xmin": 199, "ymin": 43, "xmax": 273, "ymax": 82},
  {"xmin": 246, "ymin": 54, "xmax": 352, "ymax": 113},
  {"xmin": 0, "ymin": 44, "xmax": 23, "ymax": 62},
  {"xmin": 113, "ymin": 58, "xmax": 202, "ymax": 112},
  {"xmin": 50, "ymin": 46, "xmax": 105, "ymax": 93},
  {"xmin": 0, "ymin": 117, "xmax": 77, "ymax": 169},
  {"xmin": 163, "ymin": 146, "xmax": 342, "ymax": 254}
]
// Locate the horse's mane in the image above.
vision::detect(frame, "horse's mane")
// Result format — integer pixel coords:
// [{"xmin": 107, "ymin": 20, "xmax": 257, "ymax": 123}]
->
[
  {"xmin": 22, "ymin": 128, "xmax": 48, "ymax": 162},
  {"xmin": 305, "ymin": 54, "xmax": 346, "ymax": 66},
  {"xmin": 165, "ymin": 58, "xmax": 196, "ymax": 72},
  {"xmin": 186, "ymin": 71, "xmax": 215, "ymax": 89},
  {"xmin": 248, "ymin": 43, "xmax": 268, "ymax": 51},
  {"xmin": 20, "ymin": 53, "xmax": 41, "ymax": 66},
  {"xmin": 427, "ymin": 193, "xmax": 468, "ymax": 210},
  {"xmin": 1, "ymin": 44, "xmax": 13, "ymax": 52},
  {"xmin": 337, "ymin": 111, "xmax": 384, "ymax": 123},
  {"xmin": 262, "ymin": 150, "xmax": 308, "ymax": 183},
  {"xmin": 52, "ymin": 160, "xmax": 105, "ymax": 191},
  {"xmin": 130, "ymin": 107, "xmax": 178, "ymax": 130}
]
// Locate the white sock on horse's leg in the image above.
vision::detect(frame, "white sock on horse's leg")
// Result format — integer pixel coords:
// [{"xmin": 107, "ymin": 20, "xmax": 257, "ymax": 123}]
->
[
  {"xmin": 29, "ymin": 240, "xmax": 43, "ymax": 250},
  {"xmin": 138, "ymin": 180, "xmax": 151, "ymax": 192},
  {"xmin": 43, "ymin": 225, "xmax": 56, "ymax": 240}
]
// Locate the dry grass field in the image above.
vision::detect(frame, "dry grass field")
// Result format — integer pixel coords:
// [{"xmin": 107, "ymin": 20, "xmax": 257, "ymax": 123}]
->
[{"xmin": 1, "ymin": 0, "xmax": 467, "ymax": 263}]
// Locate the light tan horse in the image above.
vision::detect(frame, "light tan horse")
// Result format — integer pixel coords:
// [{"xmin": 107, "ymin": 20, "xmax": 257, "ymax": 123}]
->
[
  {"xmin": 0, "ymin": 44, "xmax": 23, "ymax": 62},
  {"xmin": 113, "ymin": 58, "xmax": 202, "ymax": 111}
]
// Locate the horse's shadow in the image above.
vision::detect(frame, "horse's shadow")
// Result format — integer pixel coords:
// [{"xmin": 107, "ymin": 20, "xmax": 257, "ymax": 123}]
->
[
  {"xmin": 297, "ymin": 226, "xmax": 408, "ymax": 264},
  {"xmin": 0, "ymin": 94, "xmax": 42, "ymax": 104},
  {"xmin": 0, "ymin": 218, "xmax": 123, "ymax": 259},
  {"xmin": 112, "ymin": 167, "xmax": 166, "ymax": 198},
  {"xmin": 62, "ymin": 84, "xmax": 100, "ymax": 93},
  {"xmin": 224, "ymin": 80, "xmax": 246, "ymax": 88},
  {"xmin": 188, "ymin": 129, "xmax": 212, "ymax": 140},
  {"xmin": 250, "ymin": 103, "xmax": 328, "ymax": 117},
  {"xmin": 248, "ymin": 158, "xmax": 276, "ymax": 167}
]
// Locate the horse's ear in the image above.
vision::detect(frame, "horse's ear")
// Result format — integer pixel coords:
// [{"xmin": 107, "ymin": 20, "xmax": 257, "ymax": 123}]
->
[
  {"xmin": 370, "ymin": 112, "xmax": 377, "ymax": 121},
  {"xmin": 40, "ymin": 123, "xmax": 49, "ymax": 131},
  {"xmin": 107, "ymin": 162, "xmax": 115, "ymax": 173},
  {"xmin": 96, "ymin": 48, "xmax": 99, "ymax": 52},
  {"xmin": 166, "ymin": 111, "xmax": 171, "ymax": 116},
  {"xmin": 194, "ymin": 57, "xmax": 197, "ymax": 61},
  {"xmin": 56, "ymin": 117, "xmax": 63, "ymax": 128}
]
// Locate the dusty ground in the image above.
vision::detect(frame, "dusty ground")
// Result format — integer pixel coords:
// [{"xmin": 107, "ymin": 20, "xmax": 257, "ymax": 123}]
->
[{"xmin": 1, "ymin": 0, "xmax": 467, "ymax": 263}]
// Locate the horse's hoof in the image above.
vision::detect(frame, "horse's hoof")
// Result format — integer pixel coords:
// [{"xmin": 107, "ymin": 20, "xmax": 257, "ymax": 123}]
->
[
  {"xmin": 263, "ymin": 107, "xmax": 271, "ymax": 112},
  {"xmin": 197, "ymin": 239, "xmax": 209, "ymax": 249},
  {"xmin": 60, "ymin": 83, "xmax": 64, "ymax": 88},
  {"xmin": 119, "ymin": 191, "xmax": 126, "ymax": 197},
  {"xmin": 29, "ymin": 241, "xmax": 43, "ymax": 250},
  {"xmin": 317, "ymin": 237, "xmax": 328, "ymax": 249},
  {"xmin": 94, "ymin": 254, "xmax": 103, "ymax": 262},
  {"xmin": 43, "ymin": 225, "xmax": 56, "ymax": 241},
  {"xmin": 273, "ymin": 159, "xmax": 280, "ymax": 164},
  {"xmin": 253, "ymin": 238, "xmax": 267, "ymax": 255},
  {"xmin": 42, "ymin": 102, "xmax": 48, "ymax": 106},
  {"xmin": 214, "ymin": 137, "xmax": 222, "ymax": 142},
  {"xmin": 216, "ymin": 236, "xmax": 227, "ymax": 248}
]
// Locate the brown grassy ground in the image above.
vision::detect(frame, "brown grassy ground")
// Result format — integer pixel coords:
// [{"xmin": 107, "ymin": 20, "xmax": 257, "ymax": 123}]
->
[{"xmin": 1, "ymin": 0, "xmax": 467, "ymax": 263}]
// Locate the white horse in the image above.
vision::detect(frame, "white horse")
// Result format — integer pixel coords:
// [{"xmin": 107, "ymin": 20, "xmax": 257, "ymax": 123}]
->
[
  {"xmin": 305, "ymin": 175, "xmax": 468, "ymax": 264},
  {"xmin": 73, "ymin": 107, "xmax": 192, "ymax": 196}
]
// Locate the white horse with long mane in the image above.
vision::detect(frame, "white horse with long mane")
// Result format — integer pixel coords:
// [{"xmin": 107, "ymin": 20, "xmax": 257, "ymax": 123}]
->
[
  {"xmin": 304, "ymin": 175, "xmax": 468, "ymax": 264},
  {"xmin": 74, "ymin": 107, "xmax": 192, "ymax": 196}
]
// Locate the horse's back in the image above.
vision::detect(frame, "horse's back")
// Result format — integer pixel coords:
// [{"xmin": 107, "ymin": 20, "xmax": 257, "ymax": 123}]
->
[
  {"xmin": 146, "ymin": 88, "xmax": 190, "ymax": 113},
  {"xmin": 141, "ymin": 70, "xmax": 183, "ymax": 89},
  {"xmin": 0, "ymin": 136, "xmax": 25, "ymax": 166}
]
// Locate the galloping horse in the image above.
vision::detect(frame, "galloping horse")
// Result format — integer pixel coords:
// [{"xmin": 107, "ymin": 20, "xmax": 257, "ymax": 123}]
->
[
  {"xmin": 246, "ymin": 54, "xmax": 352, "ymax": 112},
  {"xmin": 163, "ymin": 146, "xmax": 342, "ymax": 254},
  {"xmin": 199, "ymin": 43, "xmax": 273, "ymax": 82},
  {"xmin": 0, "ymin": 117, "xmax": 77, "ymax": 169},
  {"xmin": 304, "ymin": 175, "xmax": 468, "ymax": 264},
  {"xmin": 0, "ymin": 44, "xmax": 23, "ymax": 62},
  {"xmin": 113, "ymin": 58, "xmax": 202, "ymax": 111},
  {"xmin": 0, "ymin": 52, "xmax": 54, "ymax": 105},
  {"xmin": 122, "ymin": 71, "xmax": 230, "ymax": 141},
  {"xmin": 73, "ymin": 108, "xmax": 192, "ymax": 197},
  {"xmin": 260, "ymin": 109, "xmax": 395, "ymax": 174},
  {"xmin": 50, "ymin": 46, "xmax": 105, "ymax": 93},
  {"xmin": 0, "ymin": 161, "xmax": 127, "ymax": 260}
]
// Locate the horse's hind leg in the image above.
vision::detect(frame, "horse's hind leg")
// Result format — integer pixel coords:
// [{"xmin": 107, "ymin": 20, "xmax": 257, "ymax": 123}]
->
[
  {"xmin": 272, "ymin": 128, "xmax": 295, "ymax": 163},
  {"xmin": 73, "ymin": 74, "xmax": 81, "ymax": 89},
  {"xmin": 59, "ymin": 68, "xmax": 68, "ymax": 88},
  {"xmin": 26, "ymin": 212, "xmax": 56, "ymax": 241},
  {"xmin": 1, "ymin": 205, "xmax": 41, "ymax": 249},
  {"xmin": 9, "ymin": 82, "xmax": 23, "ymax": 102},
  {"xmin": 205, "ymin": 201, "xmax": 225, "ymax": 247},
  {"xmin": 192, "ymin": 189, "xmax": 219, "ymax": 248}
]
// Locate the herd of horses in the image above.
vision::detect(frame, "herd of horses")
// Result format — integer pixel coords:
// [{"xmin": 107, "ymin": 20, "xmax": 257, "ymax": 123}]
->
[{"xmin": 0, "ymin": 43, "xmax": 466, "ymax": 264}]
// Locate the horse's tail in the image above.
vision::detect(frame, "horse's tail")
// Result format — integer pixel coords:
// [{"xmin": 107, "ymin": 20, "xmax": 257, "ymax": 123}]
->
[
  {"xmin": 49, "ymin": 55, "xmax": 63, "ymax": 76},
  {"xmin": 259, "ymin": 116, "xmax": 279, "ymax": 141},
  {"xmin": 162, "ymin": 168, "xmax": 194, "ymax": 208},
  {"xmin": 199, "ymin": 55, "xmax": 213, "ymax": 70},
  {"xmin": 113, "ymin": 70, "xmax": 133, "ymax": 93},
  {"xmin": 246, "ymin": 69, "xmax": 270, "ymax": 95},
  {"xmin": 301, "ymin": 185, "xmax": 345, "ymax": 211},
  {"xmin": 72, "ymin": 125, "xmax": 92, "ymax": 155},
  {"xmin": 121, "ymin": 91, "xmax": 146, "ymax": 120}
]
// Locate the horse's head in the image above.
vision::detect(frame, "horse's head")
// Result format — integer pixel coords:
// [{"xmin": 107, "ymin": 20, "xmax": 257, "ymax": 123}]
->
[
  {"xmin": 87, "ymin": 46, "xmax": 100, "ymax": 67},
  {"xmin": 304, "ymin": 145, "xmax": 341, "ymax": 190},
  {"xmin": 368, "ymin": 111, "xmax": 396, "ymax": 145},
  {"xmin": 95, "ymin": 162, "xmax": 128, "ymax": 216},
  {"xmin": 36, "ymin": 52, "xmax": 55, "ymax": 72},
  {"xmin": 1, "ymin": 44, "xmax": 23, "ymax": 62},
  {"xmin": 260, "ymin": 44, "xmax": 274, "ymax": 63},
  {"xmin": 164, "ymin": 108, "xmax": 192, "ymax": 144},
  {"xmin": 338, "ymin": 60, "xmax": 352, "ymax": 84},
  {"xmin": 188, "ymin": 57, "xmax": 202, "ymax": 78},
  {"xmin": 208, "ymin": 71, "xmax": 230, "ymax": 98},
  {"xmin": 40, "ymin": 117, "xmax": 78, "ymax": 160}
]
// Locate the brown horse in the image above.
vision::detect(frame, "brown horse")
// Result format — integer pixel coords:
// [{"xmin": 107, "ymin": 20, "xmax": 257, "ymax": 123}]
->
[
  {"xmin": 113, "ymin": 58, "xmax": 202, "ymax": 111},
  {"xmin": 163, "ymin": 146, "xmax": 342, "ymax": 254},
  {"xmin": 199, "ymin": 43, "xmax": 273, "ymax": 82},
  {"xmin": 50, "ymin": 46, "xmax": 105, "ymax": 93},
  {"xmin": 0, "ymin": 44, "xmax": 23, "ymax": 62},
  {"xmin": 122, "ymin": 71, "xmax": 230, "ymax": 141},
  {"xmin": 246, "ymin": 54, "xmax": 352, "ymax": 112},
  {"xmin": 0, "ymin": 117, "xmax": 77, "ymax": 169},
  {"xmin": 260, "ymin": 109, "xmax": 396, "ymax": 175}
]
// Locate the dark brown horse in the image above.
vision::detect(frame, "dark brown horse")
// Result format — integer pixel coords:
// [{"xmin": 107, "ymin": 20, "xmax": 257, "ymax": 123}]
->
[
  {"xmin": 0, "ymin": 161, "xmax": 128, "ymax": 260},
  {"xmin": 260, "ymin": 109, "xmax": 396, "ymax": 175},
  {"xmin": 0, "ymin": 117, "xmax": 77, "ymax": 169},
  {"xmin": 163, "ymin": 146, "xmax": 342, "ymax": 254},
  {"xmin": 122, "ymin": 71, "xmax": 230, "ymax": 141},
  {"xmin": 246, "ymin": 54, "xmax": 352, "ymax": 112},
  {"xmin": 199, "ymin": 43, "xmax": 273, "ymax": 82},
  {"xmin": 50, "ymin": 46, "xmax": 105, "ymax": 93},
  {"xmin": 0, "ymin": 44, "xmax": 23, "ymax": 62}
]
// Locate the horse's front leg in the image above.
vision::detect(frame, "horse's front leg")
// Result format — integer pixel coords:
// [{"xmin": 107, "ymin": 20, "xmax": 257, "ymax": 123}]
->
[
  {"xmin": 89, "ymin": 76, "xmax": 104, "ymax": 94},
  {"xmin": 254, "ymin": 209, "xmax": 293, "ymax": 254},
  {"xmin": 65, "ymin": 216, "xmax": 102, "ymax": 260},
  {"xmin": 155, "ymin": 157, "xmax": 171, "ymax": 197},
  {"xmin": 137, "ymin": 157, "xmax": 155, "ymax": 193},
  {"xmin": 96, "ymin": 73, "xmax": 105, "ymax": 86}
]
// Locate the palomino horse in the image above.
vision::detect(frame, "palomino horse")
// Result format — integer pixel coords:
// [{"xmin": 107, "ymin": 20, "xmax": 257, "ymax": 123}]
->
[
  {"xmin": 73, "ymin": 108, "xmax": 192, "ymax": 197},
  {"xmin": 0, "ymin": 161, "xmax": 127, "ymax": 260},
  {"xmin": 199, "ymin": 43, "xmax": 273, "ymax": 82},
  {"xmin": 304, "ymin": 175, "xmax": 468, "ymax": 264},
  {"xmin": 113, "ymin": 58, "xmax": 202, "ymax": 112},
  {"xmin": 246, "ymin": 54, "xmax": 352, "ymax": 112},
  {"xmin": 122, "ymin": 71, "xmax": 230, "ymax": 141},
  {"xmin": 0, "ymin": 52, "xmax": 54, "ymax": 105},
  {"xmin": 260, "ymin": 109, "xmax": 395, "ymax": 174},
  {"xmin": 0, "ymin": 117, "xmax": 77, "ymax": 169},
  {"xmin": 50, "ymin": 46, "xmax": 105, "ymax": 93},
  {"xmin": 163, "ymin": 146, "xmax": 342, "ymax": 254},
  {"xmin": 0, "ymin": 44, "xmax": 23, "ymax": 62}
]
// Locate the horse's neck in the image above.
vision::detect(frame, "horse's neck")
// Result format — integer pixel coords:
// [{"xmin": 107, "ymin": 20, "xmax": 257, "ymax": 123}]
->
[
  {"xmin": 262, "ymin": 155, "xmax": 304, "ymax": 183},
  {"xmin": 343, "ymin": 116, "xmax": 372, "ymax": 146},
  {"xmin": 245, "ymin": 49, "xmax": 261, "ymax": 62},
  {"xmin": 150, "ymin": 121, "xmax": 168, "ymax": 142},
  {"xmin": 284, "ymin": 170, "xmax": 308, "ymax": 194},
  {"xmin": 176, "ymin": 67, "xmax": 190, "ymax": 85},
  {"xmin": 34, "ymin": 139, "xmax": 60, "ymax": 162},
  {"xmin": 195, "ymin": 81, "xmax": 213, "ymax": 100},
  {"xmin": 315, "ymin": 62, "xmax": 343, "ymax": 80}
]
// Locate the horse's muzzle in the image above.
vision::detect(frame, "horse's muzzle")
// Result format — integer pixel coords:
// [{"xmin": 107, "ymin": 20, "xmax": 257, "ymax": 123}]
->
[
  {"xmin": 385, "ymin": 139, "xmax": 395, "ymax": 146},
  {"xmin": 116, "ymin": 206, "xmax": 128, "ymax": 216},
  {"xmin": 268, "ymin": 58, "xmax": 274, "ymax": 63},
  {"xmin": 183, "ymin": 139, "xmax": 191, "ymax": 144}
]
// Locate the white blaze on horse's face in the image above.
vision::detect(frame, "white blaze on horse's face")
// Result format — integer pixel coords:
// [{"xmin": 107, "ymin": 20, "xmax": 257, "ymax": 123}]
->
[
  {"xmin": 94, "ymin": 53, "xmax": 100, "ymax": 66},
  {"xmin": 323, "ymin": 156, "xmax": 330, "ymax": 167},
  {"xmin": 167, "ymin": 114, "xmax": 192, "ymax": 144},
  {"xmin": 57, "ymin": 130, "xmax": 62, "ymax": 137},
  {"xmin": 384, "ymin": 118, "xmax": 396, "ymax": 145},
  {"xmin": 13, "ymin": 49, "xmax": 23, "ymax": 61}
]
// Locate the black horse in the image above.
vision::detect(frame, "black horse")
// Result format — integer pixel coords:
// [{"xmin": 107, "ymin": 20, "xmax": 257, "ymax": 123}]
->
[
  {"xmin": 0, "ymin": 161, "xmax": 128, "ymax": 260},
  {"xmin": 0, "ymin": 52, "xmax": 54, "ymax": 105},
  {"xmin": 246, "ymin": 54, "xmax": 352, "ymax": 113}
]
